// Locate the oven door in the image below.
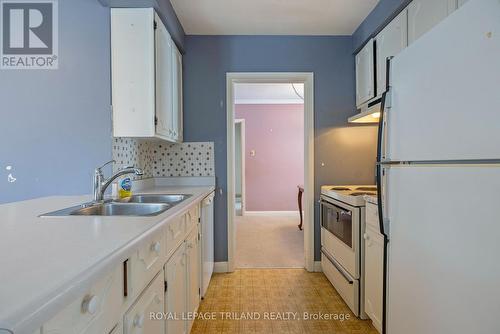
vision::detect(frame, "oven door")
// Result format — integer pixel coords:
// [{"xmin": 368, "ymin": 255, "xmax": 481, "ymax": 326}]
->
[{"xmin": 320, "ymin": 196, "xmax": 360, "ymax": 278}]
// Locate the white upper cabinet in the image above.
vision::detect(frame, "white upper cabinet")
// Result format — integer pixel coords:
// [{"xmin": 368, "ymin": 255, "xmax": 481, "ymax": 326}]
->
[
  {"xmin": 408, "ymin": 0, "xmax": 458, "ymax": 44},
  {"xmin": 375, "ymin": 9, "xmax": 408, "ymax": 97},
  {"xmin": 172, "ymin": 43, "xmax": 183, "ymax": 142},
  {"xmin": 154, "ymin": 12, "xmax": 174, "ymax": 140},
  {"xmin": 355, "ymin": 39, "xmax": 375, "ymax": 108},
  {"xmin": 111, "ymin": 8, "xmax": 183, "ymax": 143}
]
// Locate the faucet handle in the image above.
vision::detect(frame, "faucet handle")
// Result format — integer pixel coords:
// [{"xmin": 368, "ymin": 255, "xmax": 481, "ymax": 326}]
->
[{"xmin": 97, "ymin": 160, "xmax": 116, "ymax": 171}]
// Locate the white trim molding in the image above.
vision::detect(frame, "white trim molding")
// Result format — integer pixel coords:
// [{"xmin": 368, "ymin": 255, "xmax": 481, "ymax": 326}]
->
[
  {"xmin": 314, "ymin": 261, "xmax": 323, "ymax": 273},
  {"xmin": 214, "ymin": 262, "xmax": 229, "ymax": 273},
  {"xmin": 226, "ymin": 72, "xmax": 315, "ymax": 273}
]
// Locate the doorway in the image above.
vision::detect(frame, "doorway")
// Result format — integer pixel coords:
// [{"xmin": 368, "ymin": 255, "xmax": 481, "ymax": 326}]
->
[{"xmin": 226, "ymin": 73, "xmax": 314, "ymax": 272}]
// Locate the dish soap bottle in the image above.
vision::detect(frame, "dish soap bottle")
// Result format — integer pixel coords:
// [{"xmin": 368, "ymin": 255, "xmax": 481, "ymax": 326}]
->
[{"xmin": 118, "ymin": 176, "xmax": 132, "ymax": 199}]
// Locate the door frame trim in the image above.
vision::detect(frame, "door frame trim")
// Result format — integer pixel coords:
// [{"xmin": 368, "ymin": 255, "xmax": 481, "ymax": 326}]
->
[{"xmin": 226, "ymin": 72, "xmax": 315, "ymax": 272}]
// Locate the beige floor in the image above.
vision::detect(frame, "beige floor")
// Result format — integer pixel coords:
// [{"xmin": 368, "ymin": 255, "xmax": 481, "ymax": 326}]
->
[
  {"xmin": 235, "ymin": 214, "xmax": 304, "ymax": 268},
  {"xmin": 191, "ymin": 269, "xmax": 378, "ymax": 334}
]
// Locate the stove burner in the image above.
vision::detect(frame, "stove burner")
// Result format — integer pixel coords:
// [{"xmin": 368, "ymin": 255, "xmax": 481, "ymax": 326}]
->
[
  {"xmin": 330, "ymin": 187, "xmax": 351, "ymax": 191},
  {"xmin": 355, "ymin": 186, "xmax": 377, "ymax": 191},
  {"xmin": 350, "ymin": 192, "xmax": 377, "ymax": 196}
]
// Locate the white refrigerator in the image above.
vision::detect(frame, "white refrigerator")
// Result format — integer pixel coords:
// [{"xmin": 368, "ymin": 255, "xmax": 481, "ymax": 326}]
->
[{"xmin": 376, "ymin": 0, "xmax": 500, "ymax": 333}]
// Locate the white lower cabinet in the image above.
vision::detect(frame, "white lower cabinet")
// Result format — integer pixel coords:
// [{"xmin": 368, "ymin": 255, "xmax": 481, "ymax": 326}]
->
[
  {"xmin": 124, "ymin": 273, "xmax": 165, "ymax": 334},
  {"xmin": 364, "ymin": 225, "xmax": 384, "ymax": 333},
  {"xmin": 39, "ymin": 201, "xmax": 208, "ymax": 334},
  {"xmin": 41, "ymin": 265, "xmax": 123, "ymax": 334},
  {"xmin": 186, "ymin": 226, "xmax": 200, "ymax": 333},
  {"xmin": 165, "ymin": 243, "xmax": 187, "ymax": 334}
]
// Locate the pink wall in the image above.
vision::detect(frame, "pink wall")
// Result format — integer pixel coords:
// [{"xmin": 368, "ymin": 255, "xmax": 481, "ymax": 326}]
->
[{"xmin": 236, "ymin": 104, "xmax": 304, "ymax": 211}]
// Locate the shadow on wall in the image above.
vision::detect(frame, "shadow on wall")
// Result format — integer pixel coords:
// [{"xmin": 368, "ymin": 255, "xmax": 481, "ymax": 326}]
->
[{"xmin": 315, "ymin": 125, "xmax": 379, "ymax": 188}]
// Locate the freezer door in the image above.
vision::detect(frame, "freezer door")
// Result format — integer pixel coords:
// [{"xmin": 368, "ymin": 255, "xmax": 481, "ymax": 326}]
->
[
  {"xmin": 386, "ymin": 165, "xmax": 500, "ymax": 334},
  {"xmin": 386, "ymin": 0, "xmax": 500, "ymax": 162}
]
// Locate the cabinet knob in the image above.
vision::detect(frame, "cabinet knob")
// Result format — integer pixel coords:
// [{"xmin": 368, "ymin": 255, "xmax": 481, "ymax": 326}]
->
[
  {"xmin": 82, "ymin": 295, "xmax": 98, "ymax": 315},
  {"xmin": 133, "ymin": 314, "xmax": 145, "ymax": 328},
  {"xmin": 363, "ymin": 233, "xmax": 370, "ymax": 240},
  {"xmin": 151, "ymin": 241, "xmax": 161, "ymax": 254}
]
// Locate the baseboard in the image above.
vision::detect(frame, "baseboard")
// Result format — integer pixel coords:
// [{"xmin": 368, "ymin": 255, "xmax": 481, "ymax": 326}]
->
[
  {"xmin": 313, "ymin": 261, "xmax": 322, "ymax": 272},
  {"xmin": 245, "ymin": 211, "xmax": 299, "ymax": 217},
  {"xmin": 214, "ymin": 262, "xmax": 229, "ymax": 273}
]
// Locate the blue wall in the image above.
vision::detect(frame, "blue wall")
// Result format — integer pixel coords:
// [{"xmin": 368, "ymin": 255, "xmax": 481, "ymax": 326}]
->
[
  {"xmin": 352, "ymin": 0, "xmax": 410, "ymax": 52},
  {"xmin": 183, "ymin": 36, "xmax": 378, "ymax": 262},
  {"xmin": 0, "ymin": 0, "xmax": 112, "ymax": 203},
  {"xmin": 0, "ymin": 0, "xmax": 186, "ymax": 204}
]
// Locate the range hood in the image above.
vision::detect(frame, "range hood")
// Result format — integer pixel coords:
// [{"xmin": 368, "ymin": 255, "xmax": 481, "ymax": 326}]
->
[{"xmin": 348, "ymin": 98, "xmax": 381, "ymax": 124}]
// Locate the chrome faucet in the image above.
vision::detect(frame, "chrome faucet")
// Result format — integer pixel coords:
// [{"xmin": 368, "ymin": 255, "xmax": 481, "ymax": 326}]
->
[{"xmin": 93, "ymin": 160, "xmax": 144, "ymax": 202}]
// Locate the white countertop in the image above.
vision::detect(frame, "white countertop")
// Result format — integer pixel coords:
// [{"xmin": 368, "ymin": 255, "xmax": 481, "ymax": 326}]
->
[{"xmin": 0, "ymin": 185, "xmax": 215, "ymax": 334}]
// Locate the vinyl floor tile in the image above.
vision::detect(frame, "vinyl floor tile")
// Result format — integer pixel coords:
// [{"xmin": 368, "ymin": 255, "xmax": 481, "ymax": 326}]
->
[{"xmin": 193, "ymin": 269, "xmax": 378, "ymax": 334}]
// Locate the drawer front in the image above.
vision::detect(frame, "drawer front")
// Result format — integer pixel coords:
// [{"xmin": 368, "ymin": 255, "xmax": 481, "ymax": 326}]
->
[
  {"xmin": 129, "ymin": 232, "xmax": 166, "ymax": 300},
  {"xmin": 165, "ymin": 215, "xmax": 185, "ymax": 257},
  {"xmin": 365, "ymin": 202, "xmax": 380, "ymax": 232},
  {"xmin": 124, "ymin": 272, "xmax": 164, "ymax": 334},
  {"xmin": 321, "ymin": 249, "xmax": 359, "ymax": 317},
  {"xmin": 42, "ymin": 266, "xmax": 123, "ymax": 334},
  {"xmin": 185, "ymin": 205, "xmax": 199, "ymax": 234}
]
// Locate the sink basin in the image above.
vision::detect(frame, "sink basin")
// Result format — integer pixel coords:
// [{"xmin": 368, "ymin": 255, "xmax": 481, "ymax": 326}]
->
[
  {"xmin": 70, "ymin": 202, "xmax": 170, "ymax": 216},
  {"xmin": 119, "ymin": 194, "xmax": 191, "ymax": 204},
  {"xmin": 40, "ymin": 194, "xmax": 191, "ymax": 217},
  {"xmin": 41, "ymin": 202, "xmax": 170, "ymax": 217}
]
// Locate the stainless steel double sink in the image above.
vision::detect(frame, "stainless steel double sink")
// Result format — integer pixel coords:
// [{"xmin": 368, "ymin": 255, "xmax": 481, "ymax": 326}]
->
[{"xmin": 41, "ymin": 194, "xmax": 191, "ymax": 217}]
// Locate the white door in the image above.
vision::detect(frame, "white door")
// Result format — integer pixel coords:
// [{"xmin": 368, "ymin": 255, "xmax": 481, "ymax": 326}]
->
[
  {"xmin": 165, "ymin": 245, "xmax": 187, "ymax": 334},
  {"xmin": 375, "ymin": 9, "xmax": 407, "ymax": 97},
  {"xmin": 355, "ymin": 39, "xmax": 375, "ymax": 107},
  {"xmin": 172, "ymin": 43, "xmax": 183, "ymax": 142},
  {"xmin": 387, "ymin": 0, "xmax": 500, "ymax": 162},
  {"xmin": 408, "ymin": 0, "xmax": 457, "ymax": 44},
  {"xmin": 186, "ymin": 228, "xmax": 200, "ymax": 333},
  {"xmin": 385, "ymin": 165, "xmax": 500, "ymax": 334},
  {"xmin": 124, "ymin": 273, "xmax": 164, "ymax": 334},
  {"xmin": 363, "ymin": 226, "xmax": 384, "ymax": 333},
  {"xmin": 154, "ymin": 14, "xmax": 174, "ymax": 140}
]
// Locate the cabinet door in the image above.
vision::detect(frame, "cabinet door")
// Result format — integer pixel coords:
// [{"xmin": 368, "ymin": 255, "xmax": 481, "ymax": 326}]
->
[
  {"xmin": 165, "ymin": 244, "xmax": 187, "ymax": 334},
  {"xmin": 408, "ymin": 0, "xmax": 457, "ymax": 45},
  {"xmin": 186, "ymin": 227, "xmax": 200, "ymax": 333},
  {"xmin": 355, "ymin": 40, "xmax": 375, "ymax": 107},
  {"xmin": 376, "ymin": 10, "xmax": 408, "ymax": 97},
  {"xmin": 111, "ymin": 8, "xmax": 155, "ymax": 138},
  {"xmin": 172, "ymin": 43, "xmax": 183, "ymax": 142},
  {"xmin": 364, "ymin": 227, "xmax": 384, "ymax": 333},
  {"xmin": 124, "ymin": 273, "xmax": 164, "ymax": 334},
  {"xmin": 154, "ymin": 14, "xmax": 174, "ymax": 140}
]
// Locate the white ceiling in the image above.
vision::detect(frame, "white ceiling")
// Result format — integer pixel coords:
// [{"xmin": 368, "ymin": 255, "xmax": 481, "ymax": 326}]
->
[
  {"xmin": 234, "ymin": 83, "xmax": 305, "ymax": 104},
  {"xmin": 170, "ymin": 0, "xmax": 379, "ymax": 35}
]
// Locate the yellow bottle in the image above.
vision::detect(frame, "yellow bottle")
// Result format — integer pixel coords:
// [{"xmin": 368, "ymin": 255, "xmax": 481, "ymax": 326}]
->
[{"xmin": 118, "ymin": 176, "xmax": 132, "ymax": 198}]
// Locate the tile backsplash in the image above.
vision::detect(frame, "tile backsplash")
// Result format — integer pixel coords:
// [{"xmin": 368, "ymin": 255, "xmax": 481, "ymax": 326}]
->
[{"xmin": 112, "ymin": 138, "xmax": 214, "ymax": 179}]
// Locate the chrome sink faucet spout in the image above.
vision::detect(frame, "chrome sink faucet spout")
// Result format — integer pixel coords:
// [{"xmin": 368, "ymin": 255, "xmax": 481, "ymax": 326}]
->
[{"xmin": 93, "ymin": 160, "xmax": 144, "ymax": 202}]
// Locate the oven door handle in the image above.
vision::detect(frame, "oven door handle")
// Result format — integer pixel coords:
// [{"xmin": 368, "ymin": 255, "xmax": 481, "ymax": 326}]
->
[{"xmin": 321, "ymin": 248, "xmax": 354, "ymax": 285}]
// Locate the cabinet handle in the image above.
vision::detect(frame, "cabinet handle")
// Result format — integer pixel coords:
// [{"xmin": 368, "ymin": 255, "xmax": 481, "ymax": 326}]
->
[
  {"xmin": 133, "ymin": 314, "xmax": 145, "ymax": 328},
  {"xmin": 81, "ymin": 295, "xmax": 99, "ymax": 315},
  {"xmin": 151, "ymin": 241, "xmax": 161, "ymax": 254}
]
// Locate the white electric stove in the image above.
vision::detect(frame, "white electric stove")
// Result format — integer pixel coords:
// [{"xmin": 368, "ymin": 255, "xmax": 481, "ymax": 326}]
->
[{"xmin": 320, "ymin": 185, "xmax": 377, "ymax": 319}]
